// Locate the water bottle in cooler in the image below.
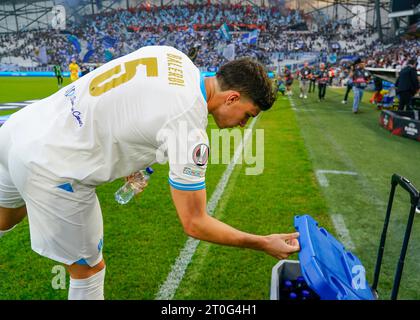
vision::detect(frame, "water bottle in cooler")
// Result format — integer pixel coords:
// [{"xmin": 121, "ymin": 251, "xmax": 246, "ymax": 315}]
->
[
  {"xmin": 289, "ymin": 292, "xmax": 298, "ymax": 300},
  {"xmin": 114, "ymin": 167, "xmax": 154, "ymax": 204},
  {"xmin": 280, "ymin": 279, "xmax": 293, "ymax": 299},
  {"xmin": 296, "ymin": 276, "xmax": 306, "ymax": 288},
  {"xmin": 284, "ymin": 280, "xmax": 293, "ymax": 289},
  {"xmin": 301, "ymin": 290, "xmax": 311, "ymax": 300}
]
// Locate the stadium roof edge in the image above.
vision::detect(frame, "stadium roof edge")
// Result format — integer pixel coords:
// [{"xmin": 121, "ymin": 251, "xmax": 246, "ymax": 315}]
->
[
  {"xmin": 1, "ymin": 0, "xmax": 47, "ymax": 4},
  {"xmin": 1, "ymin": 0, "xmax": 60, "ymax": 6}
]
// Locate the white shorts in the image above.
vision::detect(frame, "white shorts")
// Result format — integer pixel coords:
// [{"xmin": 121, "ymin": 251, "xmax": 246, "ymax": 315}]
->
[{"xmin": 0, "ymin": 123, "xmax": 103, "ymax": 267}]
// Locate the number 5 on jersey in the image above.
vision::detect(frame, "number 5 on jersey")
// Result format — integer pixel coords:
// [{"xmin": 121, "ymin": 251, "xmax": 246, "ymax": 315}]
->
[{"xmin": 89, "ymin": 57, "xmax": 158, "ymax": 97}]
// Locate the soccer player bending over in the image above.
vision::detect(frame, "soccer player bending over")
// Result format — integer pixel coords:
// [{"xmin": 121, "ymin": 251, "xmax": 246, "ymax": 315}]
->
[{"xmin": 0, "ymin": 46, "xmax": 300, "ymax": 300}]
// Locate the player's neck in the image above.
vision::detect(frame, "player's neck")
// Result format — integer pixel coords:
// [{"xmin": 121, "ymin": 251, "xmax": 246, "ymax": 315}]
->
[{"xmin": 205, "ymin": 77, "xmax": 219, "ymax": 114}]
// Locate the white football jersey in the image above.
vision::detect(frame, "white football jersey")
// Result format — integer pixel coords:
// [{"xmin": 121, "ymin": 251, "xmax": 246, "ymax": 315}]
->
[{"xmin": 5, "ymin": 46, "xmax": 209, "ymax": 190}]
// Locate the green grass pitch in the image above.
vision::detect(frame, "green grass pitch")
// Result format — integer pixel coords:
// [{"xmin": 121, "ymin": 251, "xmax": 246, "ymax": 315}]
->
[{"xmin": 0, "ymin": 77, "xmax": 419, "ymax": 299}]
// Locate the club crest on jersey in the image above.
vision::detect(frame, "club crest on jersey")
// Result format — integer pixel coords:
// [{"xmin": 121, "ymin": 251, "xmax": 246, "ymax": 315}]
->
[{"xmin": 192, "ymin": 143, "xmax": 209, "ymax": 167}]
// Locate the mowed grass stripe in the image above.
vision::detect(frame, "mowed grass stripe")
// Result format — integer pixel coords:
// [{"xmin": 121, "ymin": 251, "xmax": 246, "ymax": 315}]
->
[
  {"xmin": 174, "ymin": 95, "xmax": 332, "ymax": 299},
  {"xmin": 0, "ymin": 77, "xmax": 72, "ymax": 116},
  {"xmin": 0, "ymin": 77, "xmax": 72, "ymax": 104},
  {"xmin": 0, "ymin": 110, "xmax": 17, "ymax": 117},
  {"xmin": 292, "ymin": 85, "xmax": 420, "ymax": 299}
]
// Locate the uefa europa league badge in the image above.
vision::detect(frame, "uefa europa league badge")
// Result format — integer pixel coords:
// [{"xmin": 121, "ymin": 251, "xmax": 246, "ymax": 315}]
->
[
  {"xmin": 51, "ymin": 5, "xmax": 66, "ymax": 30},
  {"xmin": 192, "ymin": 144, "xmax": 209, "ymax": 167}
]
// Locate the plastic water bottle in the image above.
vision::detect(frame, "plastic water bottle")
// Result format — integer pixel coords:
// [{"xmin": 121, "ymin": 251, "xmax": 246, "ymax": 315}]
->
[
  {"xmin": 283, "ymin": 280, "xmax": 293, "ymax": 291},
  {"xmin": 301, "ymin": 290, "xmax": 311, "ymax": 300},
  {"xmin": 289, "ymin": 292, "xmax": 298, "ymax": 300},
  {"xmin": 296, "ymin": 276, "xmax": 307, "ymax": 290},
  {"xmin": 281, "ymin": 280, "xmax": 293, "ymax": 299},
  {"xmin": 114, "ymin": 167, "xmax": 154, "ymax": 204}
]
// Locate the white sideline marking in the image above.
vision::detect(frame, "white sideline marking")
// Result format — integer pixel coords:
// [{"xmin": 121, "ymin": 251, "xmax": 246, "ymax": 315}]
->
[
  {"xmin": 314, "ymin": 170, "xmax": 357, "ymax": 249},
  {"xmin": 2, "ymin": 103, "xmax": 27, "ymax": 106},
  {"xmin": 0, "ymin": 100, "xmax": 39, "ymax": 110},
  {"xmin": 289, "ymin": 96, "xmax": 296, "ymax": 108},
  {"xmin": 315, "ymin": 169, "xmax": 358, "ymax": 187},
  {"xmin": 331, "ymin": 214, "xmax": 356, "ymax": 251},
  {"xmin": 293, "ymin": 109, "xmax": 316, "ymax": 112},
  {"xmin": 155, "ymin": 116, "xmax": 259, "ymax": 300},
  {"xmin": 290, "ymin": 93, "xmax": 357, "ymax": 251}
]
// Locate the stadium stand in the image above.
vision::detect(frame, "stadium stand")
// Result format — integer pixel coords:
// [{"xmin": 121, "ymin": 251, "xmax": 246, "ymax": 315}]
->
[{"xmin": 0, "ymin": 1, "xmax": 418, "ymax": 80}]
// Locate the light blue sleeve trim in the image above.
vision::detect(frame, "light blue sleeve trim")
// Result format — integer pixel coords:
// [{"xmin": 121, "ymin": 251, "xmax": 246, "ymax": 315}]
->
[{"xmin": 169, "ymin": 178, "xmax": 206, "ymax": 191}]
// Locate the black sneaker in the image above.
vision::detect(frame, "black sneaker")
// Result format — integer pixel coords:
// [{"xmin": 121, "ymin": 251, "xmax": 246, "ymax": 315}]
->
[{"xmin": 416, "ymin": 205, "xmax": 420, "ymax": 214}]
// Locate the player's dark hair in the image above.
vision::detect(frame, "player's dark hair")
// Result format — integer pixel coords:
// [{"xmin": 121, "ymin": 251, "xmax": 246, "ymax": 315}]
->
[{"xmin": 216, "ymin": 58, "xmax": 275, "ymax": 111}]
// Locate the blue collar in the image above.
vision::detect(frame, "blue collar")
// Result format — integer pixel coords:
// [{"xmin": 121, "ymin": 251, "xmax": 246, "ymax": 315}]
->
[{"xmin": 200, "ymin": 74, "xmax": 207, "ymax": 102}]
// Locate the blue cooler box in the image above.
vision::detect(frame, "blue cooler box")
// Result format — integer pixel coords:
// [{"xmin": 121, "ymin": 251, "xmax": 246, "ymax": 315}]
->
[{"xmin": 270, "ymin": 215, "xmax": 376, "ymax": 300}]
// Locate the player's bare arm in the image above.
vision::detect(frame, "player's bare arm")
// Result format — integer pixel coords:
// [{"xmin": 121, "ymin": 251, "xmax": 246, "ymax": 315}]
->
[{"xmin": 170, "ymin": 188, "xmax": 300, "ymax": 260}]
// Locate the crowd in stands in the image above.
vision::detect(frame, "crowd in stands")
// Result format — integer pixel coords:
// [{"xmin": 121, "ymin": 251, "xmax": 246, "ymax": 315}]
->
[
  {"xmin": 0, "ymin": 4, "xmax": 306, "ymax": 69},
  {"xmin": 0, "ymin": 31, "xmax": 74, "ymax": 68},
  {"xmin": 365, "ymin": 39, "xmax": 420, "ymax": 71},
  {"xmin": 0, "ymin": 4, "xmax": 418, "ymax": 77}
]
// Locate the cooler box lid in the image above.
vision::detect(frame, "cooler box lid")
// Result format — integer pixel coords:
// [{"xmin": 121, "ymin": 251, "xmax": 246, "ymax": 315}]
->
[{"xmin": 294, "ymin": 215, "xmax": 374, "ymax": 300}]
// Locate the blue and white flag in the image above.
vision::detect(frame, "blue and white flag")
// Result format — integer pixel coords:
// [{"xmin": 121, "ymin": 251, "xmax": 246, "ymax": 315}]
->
[
  {"xmin": 66, "ymin": 35, "xmax": 81, "ymax": 53},
  {"xmin": 328, "ymin": 53, "xmax": 337, "ymax": 64},
  {"xmin": 241, "ymin": 29, "xmax": 259, "ymax": 45},
  {"xmin": 34, "ymin": 46, "xmax": 48, "ymax": 64},
  {"xmin": 331, "ymin": 42, "xmax": 341, "ymax": 50},
  {"xmin": 218, "ymin": 23, "xmax": 231, "ymax": 41},
  {"xmin": 83, "ymin": 49, "xmax": 95, "ymax": 63}
]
